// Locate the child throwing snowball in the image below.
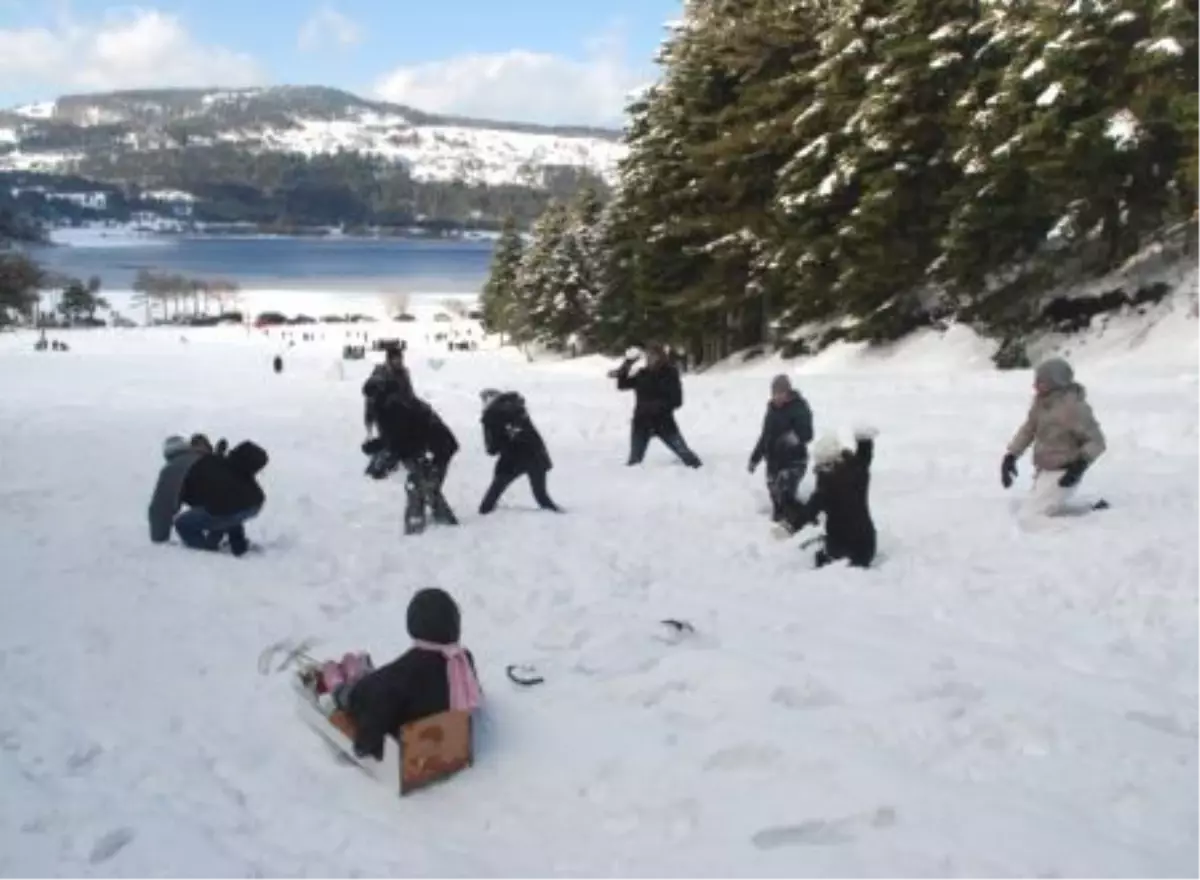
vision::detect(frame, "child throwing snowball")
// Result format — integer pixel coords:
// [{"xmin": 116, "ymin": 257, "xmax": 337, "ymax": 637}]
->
[{"xmin": 1001, "ymin": 357, "xmax": 1107, "ymax": 516}]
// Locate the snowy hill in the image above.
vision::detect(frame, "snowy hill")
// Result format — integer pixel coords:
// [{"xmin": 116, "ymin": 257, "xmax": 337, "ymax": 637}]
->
[
  {"xmin": 0, "ymin": 86, "xmax": 626, "ymax": 187},
  {"xmin": 0, "ymin": 306, "xmax": 1195, "ymax": 875}
]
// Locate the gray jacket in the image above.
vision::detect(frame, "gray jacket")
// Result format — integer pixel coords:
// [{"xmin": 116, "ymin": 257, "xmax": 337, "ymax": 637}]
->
[
  {"xmin": 1007, "ymin": 358, "xmax": 1107, "ymax": 472},
  {"xmin": 148, "ymin": 450, "xmax": 202, "ymax": 542}
]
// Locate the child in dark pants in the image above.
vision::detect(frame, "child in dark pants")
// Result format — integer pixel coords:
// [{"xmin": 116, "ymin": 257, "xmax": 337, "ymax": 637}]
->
[
  {"xmin": 477, "ymin": 388, "xmax": 561, "ymax": 514},
  {"xmin": 775, "ymin": 427, "xmax": 878, "ymax": 569},
  {"xmin": 748, "ymin": 374, "xmax": 814, "ymax": 522}
]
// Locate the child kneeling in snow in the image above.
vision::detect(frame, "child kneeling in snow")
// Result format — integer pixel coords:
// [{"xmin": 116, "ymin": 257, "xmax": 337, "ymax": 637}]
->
[
  {"xmin": 1001, "ymin": 357, "xmax": 1106, "ymax": 516},
  {"xmin": 775, "ymin": 427, "xmax": 878, "ymax": 569},
  {"xmin": 318, "ymin": 588, "xmax": 482, "ymax": 761}
]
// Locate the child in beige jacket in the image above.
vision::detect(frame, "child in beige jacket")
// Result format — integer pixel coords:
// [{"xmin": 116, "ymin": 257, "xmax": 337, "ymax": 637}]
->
[{"xmin": 1001, "ymin": 357, "xmax": 1107, "ymax": 515}]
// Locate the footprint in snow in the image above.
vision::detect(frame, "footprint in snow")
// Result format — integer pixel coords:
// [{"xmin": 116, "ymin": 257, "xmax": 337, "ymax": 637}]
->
[
  {"xmin": 88, "ymin": 827, "xmax": 135, "ymax": 864},
  {"xmin": 703, "ymin": 743, "xmax": 783, "ymax": 773},
  {"xmin": 66, "ymin": 743, "xmax": 103, "ymax": 774},
  {"xmin": 771, "ymin": 680, "xmax": 841, "ymax": 711},
  {"xmin": 1125, "ymin": 710, "xmax": 1199, "ymax": 740},
  {"xmin": 752, "ymin": 806, "xmax": 897, "ymax": 850}
]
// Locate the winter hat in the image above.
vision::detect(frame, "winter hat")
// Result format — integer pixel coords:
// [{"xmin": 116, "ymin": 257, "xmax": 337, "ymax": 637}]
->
[
  {"xmin": 479, "ymin": 388, "xmax": 501, "ymax": 406},
  {"xmin": 162, "ymin": 435, "xmax": 190, "ymax": 460},
  {"xmin": 1035, "ymin": 357, "xmax": 1074, "ymax": 391},
  {"xmin": 407, "ymin": 587, "xmax": 462, "ymax": 645},
  {"xmin": 770, "ymin": 374, "xmax": 792, "ymax": 395},
  {"xmin": 811, "ymin": 433, "xmax": 844, "ymax": 469}
]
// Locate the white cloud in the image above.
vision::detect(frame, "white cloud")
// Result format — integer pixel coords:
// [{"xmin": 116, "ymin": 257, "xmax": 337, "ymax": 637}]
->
[
  {"xmin": 0, "ymin": 8, "xmax": 265, "ymax": 98},
  {"xmin": 297, "ymin": 6, "xmax": 362, "ymax": 52},
  {"xmin": 372, "ymin": 27, "xmax": 649, "ymax": 128}
]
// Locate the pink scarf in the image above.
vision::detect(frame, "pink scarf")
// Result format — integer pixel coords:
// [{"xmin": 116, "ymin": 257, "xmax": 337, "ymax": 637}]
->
[{"xmin": 412, "ymin": 640, "xmax": 482, "ymax": 711}]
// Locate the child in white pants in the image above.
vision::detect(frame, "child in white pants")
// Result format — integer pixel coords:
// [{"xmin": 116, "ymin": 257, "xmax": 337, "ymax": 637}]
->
[{"xmin": 1002, "ymin": 357, "xmax": 1107, "ymax": 515}]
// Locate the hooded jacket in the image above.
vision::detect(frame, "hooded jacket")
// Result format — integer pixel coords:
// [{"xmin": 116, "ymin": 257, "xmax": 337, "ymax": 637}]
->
[
  {"xmin": 346, "ymin": 588, "xmax": 478, "ymax": 760},
  {"xmin": 482, "ymin": 391, "xmax": 552, "ymax": 473},
  {"xmin": 1007, "ymin": 358, "xmax": 1107, "ymax": 472},
  {"xmin": 148, "ymin": 438, "xmax": 202, "ymax": 543},
  {"xmin": 180, "ymin": 441, "xmax": 268, "ymax": 517},
  {"xmin": 374, "ymin": 394, "xmax": 459, "ymax": 467},
  {"xmin": 749, "ymin": 391, "xmax": 814, "ymax": 473}
]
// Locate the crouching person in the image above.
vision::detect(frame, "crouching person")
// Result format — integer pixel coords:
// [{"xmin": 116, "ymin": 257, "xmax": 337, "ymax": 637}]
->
[
  {"xmin": 148, "ymin": 435, "xmax": 268, "ymax": 556},
  {"xmin": 775, "ymin": 428, "xmax": 878, "ymax": 569},
  {"xmin": 322, "ymin": 588, "xmax": 482, "ymax": 761},
  {"xmin": 1001, "ymin": 357, "xmax": 1106, "ymax": 516}
]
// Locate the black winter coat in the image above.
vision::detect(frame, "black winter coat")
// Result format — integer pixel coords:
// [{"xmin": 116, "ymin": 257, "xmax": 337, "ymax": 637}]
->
[
  {"xmin": 181, "ymin": 441, "xmax": 268, "ymax": 515},
  {"xmin": 376, "ymin": 395, "xmax": 459, "ymax": 466},
  {"xmin": 482, "ymin": 392, "xmax": 552, "ymax": 474},
  {"xmin": 783, "ymin": 436, "xmax": 876, "ymax": 567},
  {"xmin": 616, "ymin": 360, "xmax": 684, "ymax": 433},
  {"xmin": 346, "ymin": 588, "xmax": 476, "ymax": 760},
  {"xmin": 750, "ymin": 392, "xmax": 814, "ymax": 473}
]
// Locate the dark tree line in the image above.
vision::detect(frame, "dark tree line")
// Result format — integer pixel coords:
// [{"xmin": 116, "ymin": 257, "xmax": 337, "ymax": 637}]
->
[{"xmin": 482, "ymin": 0, "xmax": 1197, "ymax": 365}]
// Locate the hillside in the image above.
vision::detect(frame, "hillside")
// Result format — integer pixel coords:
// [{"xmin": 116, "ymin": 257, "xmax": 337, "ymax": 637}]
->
[
  {"xmin": 0, "ymin": 301, "xmax": 1195, "ymax": 876},
  {"xmin": 0, "ymin": 86, "xmax": 626, "ymax": 189}
]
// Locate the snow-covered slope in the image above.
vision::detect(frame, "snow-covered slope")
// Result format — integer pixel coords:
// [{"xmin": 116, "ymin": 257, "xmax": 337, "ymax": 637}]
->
[
  {"xmin": 0, "ymin": 307, "xmax": 1195, "ymax": 875},
  {"xmin": 0, "ymin": 86, "xmax": 626, "ymax": 186}
]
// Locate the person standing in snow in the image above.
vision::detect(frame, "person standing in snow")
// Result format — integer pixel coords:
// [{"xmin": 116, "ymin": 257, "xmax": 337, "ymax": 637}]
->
[
  {"xmin": 748, "ymin": 374, "xmax": 814, "ymax": 521},
  {"xmin": 1001, "ymin": 356, "xmax": 1107, "ymax": 515},
  {"xmin": 775, "ymin": 428, "xmax": 878, "ymax": 569},
  {"xmin": 614, "ymin": 342, "xmax": 702, "ymax": 468},
  {"xmin": 477, "ymin": 388, "xmax": 561, "ymax": 514}
]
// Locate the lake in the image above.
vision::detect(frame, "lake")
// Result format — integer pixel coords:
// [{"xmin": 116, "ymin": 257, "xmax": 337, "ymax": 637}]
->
[{"xmin": 27, "ymin": 231, "xmax": 497, "ymax": 320}]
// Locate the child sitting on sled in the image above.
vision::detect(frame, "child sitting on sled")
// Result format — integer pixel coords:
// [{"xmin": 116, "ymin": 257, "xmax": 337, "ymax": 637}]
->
[{"xmin": 312, "ymin": 587, "xmax": 482, "ymax": 761}]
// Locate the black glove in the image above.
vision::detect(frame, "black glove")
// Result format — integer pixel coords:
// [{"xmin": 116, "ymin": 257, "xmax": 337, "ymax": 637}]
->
[
  {"xmin": 1001, "ymin": 453, "xmax": 1017, "ymax": 489},
  {"xmin": 748, "ymin": 458, "xmax": 758, "ymax": 474},
  {"xmin": 1059, "ymin": 459, "xmax": 1088, "ymax": 488}
]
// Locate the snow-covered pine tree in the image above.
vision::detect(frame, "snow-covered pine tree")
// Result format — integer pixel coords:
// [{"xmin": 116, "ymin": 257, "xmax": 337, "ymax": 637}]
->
[
  {"xmin": 479, "ymin": 214, "xmax": 524, "ymax": 343},
  {"xmin": 675, "ymin": 0, "xmax": 831, "ymax": 354},
  {"xmin": 1129, "ymin": 0, "xmax": 1198, "ymax": 223},
  {"xmin": 771, "ymin": 0, "xmax": 892, "ymax": 334},
  {"xmin": 824, "ymin": 0, "xmax": 985, "ymax": 340},
  {"xmin": 537, "ymin": 189, "xmax": 603, "ymax": 351},
  {"xmin": 589, "ymin": 179, "xmax": 644, "ymax": 353},
  {"xmin": 607, "ymin": 5, "xmax": 752, "ymax": 356},
  {"xmin": 937, "ymin": 0, "xmax": 1051, "ymax": 298},
  {"xmin": 515, "ymin": 201, "xmax": 570, "ymax": 347}
]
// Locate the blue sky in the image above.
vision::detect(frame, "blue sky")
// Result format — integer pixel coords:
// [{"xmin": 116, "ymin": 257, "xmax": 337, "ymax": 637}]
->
[{"xmin": 0, "ymin": 0, "xmax": 684, "ymax": 126}]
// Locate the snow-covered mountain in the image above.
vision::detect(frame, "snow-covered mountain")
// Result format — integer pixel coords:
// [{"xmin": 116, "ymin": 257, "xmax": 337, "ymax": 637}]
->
[{"xmin": 0, "ymin": 86, "xmax": 627, "ymax": 188}]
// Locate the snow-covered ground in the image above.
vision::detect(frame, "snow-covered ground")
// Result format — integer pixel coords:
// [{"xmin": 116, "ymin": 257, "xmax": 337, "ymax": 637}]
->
[{"xmin": 0, "ymin": 307, "xmax": 1196, "ymax": 876}]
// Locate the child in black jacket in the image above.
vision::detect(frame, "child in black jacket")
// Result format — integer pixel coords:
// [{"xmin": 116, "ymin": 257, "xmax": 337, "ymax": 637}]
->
[
  {"xmin": 478, "ymin": 388, "xmax": 561, "ymax": 514},
  {"xmin": 321, "ymin": 588, "xmax": 482, "ymax": 761},
  {"xmin": 775, "ymin": 427, "xmax": 878, "ymax": 569}
]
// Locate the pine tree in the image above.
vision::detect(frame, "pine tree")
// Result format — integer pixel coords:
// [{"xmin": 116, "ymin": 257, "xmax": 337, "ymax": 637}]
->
[
  {"xmin": 480, "ymin": 214, "xmax": 524, "ymax": 342},
  {"xmin": 515, "ymin": 201, "xmax": 570, "ymax": 345},
  {"xmin": 771, "ymin": 0, "xmax": 892, "ymax": 332},
  {"xmin": 937, "ymin": 0, "xmax": 1051, "ymax": 298}
]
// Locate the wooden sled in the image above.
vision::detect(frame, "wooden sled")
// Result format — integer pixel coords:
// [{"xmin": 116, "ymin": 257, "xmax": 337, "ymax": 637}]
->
[{"xmin": 292, "ymin": 673, "xmax": 473, "ymax": 796}]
